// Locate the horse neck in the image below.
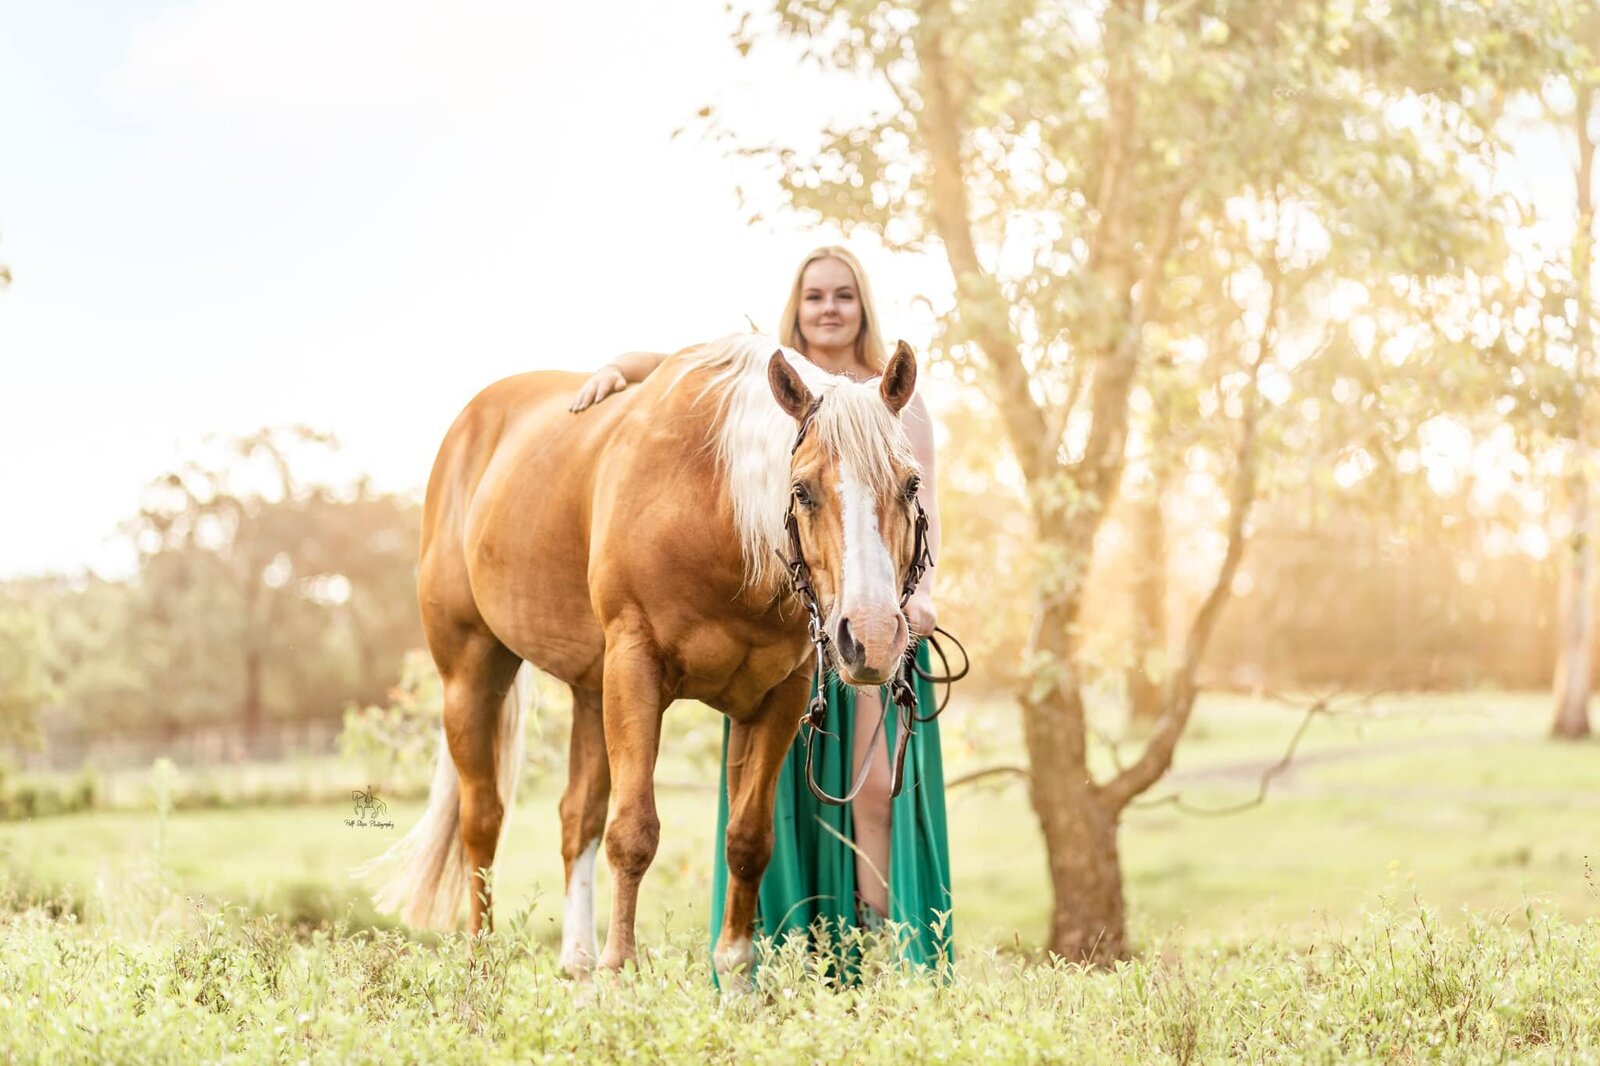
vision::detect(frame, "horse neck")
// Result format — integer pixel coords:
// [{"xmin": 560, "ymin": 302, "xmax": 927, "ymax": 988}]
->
[{"xmin": 637, "ymin": 359, "xmax": 798, "ymax": 620}]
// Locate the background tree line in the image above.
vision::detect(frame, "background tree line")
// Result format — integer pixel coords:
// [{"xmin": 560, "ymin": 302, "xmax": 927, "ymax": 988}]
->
[
  {"xmin": 2, "ymin": 417, "xmax": 1589, "ymax": 764},
  {"xmin": 0, "ymin": 427, "xmax": 421, "ymax": 765}
]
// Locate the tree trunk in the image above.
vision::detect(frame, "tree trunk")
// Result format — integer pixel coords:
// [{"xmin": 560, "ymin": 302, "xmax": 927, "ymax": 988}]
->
[
  {"xmin": 1126, "ymin": 481, "xmax": 1167, "ymax": 726},
  {"xmin": 910, "ymin": 0, "xmax": 1156, "ymax": 965},
  {"xmin": 243, "ymin": 646, "xmax": 264, "ymax": 747},
  {"xmin": 1036, "ymin": 777, "xmax": 1127, "ymax": 963},
  {"xmin": 1552, "ymin": 472, "xmax": 1594, "ymax": 740},
  {"xmin": 1553, "ymin": 87, "xmax": 1596, "ymax": 742},
  {"xmin": 1019, "ymin": 602, "xmax": 1130, "ymax": 963}
]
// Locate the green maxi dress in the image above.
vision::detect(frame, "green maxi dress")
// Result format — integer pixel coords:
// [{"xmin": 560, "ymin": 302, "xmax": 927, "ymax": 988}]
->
[{"xmin": 709, "ymin": 639, "xmax": 954, "ymax": 973}]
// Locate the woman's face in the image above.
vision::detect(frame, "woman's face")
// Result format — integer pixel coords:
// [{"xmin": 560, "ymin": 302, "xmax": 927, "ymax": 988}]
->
[{"xmin": 796, "ymin": 257, "xmax": 863, "ymax": 355}]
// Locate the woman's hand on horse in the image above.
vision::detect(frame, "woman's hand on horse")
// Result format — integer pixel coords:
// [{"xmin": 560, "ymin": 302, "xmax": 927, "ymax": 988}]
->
[
  {"xmin": 569, "ymin": 365, "xmax": 628, "ymax": 412},
  {"xmin": 905, "ymin": 590, "xmax": 937, "ymax": 639}
]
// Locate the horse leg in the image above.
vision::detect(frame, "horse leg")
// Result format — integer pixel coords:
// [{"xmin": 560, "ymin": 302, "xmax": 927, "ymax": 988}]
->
[
  {"xmin": 558, "ymin": 685, "xmax": 610, "ymax": 976},
  {"xmin": 713, "ymin": 669, "xmax": 812, "ymax": 985},
  {"xmin": 440, "ymin": 633, "xmax": 523, "ymax": 936},
  {"xmin": 596, "ymin": 638, "xmax": 665, "ymax": 971}
]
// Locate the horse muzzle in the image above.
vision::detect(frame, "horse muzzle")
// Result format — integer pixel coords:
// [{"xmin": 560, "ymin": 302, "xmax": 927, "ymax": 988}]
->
[{"xmin": 831, "ymin": 607, "xmax": 909, "ymax": 687}]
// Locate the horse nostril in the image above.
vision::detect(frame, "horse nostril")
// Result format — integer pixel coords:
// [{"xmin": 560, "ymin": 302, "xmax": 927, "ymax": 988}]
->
[{"xmin": 836, "ymin": 618, "xmax": 862, "ymax": 665}]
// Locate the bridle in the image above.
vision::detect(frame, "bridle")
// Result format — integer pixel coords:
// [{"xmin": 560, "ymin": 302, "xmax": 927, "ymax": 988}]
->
[{"xmin": 777, "ymin": 398, "xmax": 968, "ymax": 807}]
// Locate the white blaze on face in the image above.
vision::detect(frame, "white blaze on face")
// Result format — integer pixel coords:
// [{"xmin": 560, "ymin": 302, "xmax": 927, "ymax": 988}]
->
[
  {"xmin": 559, "ymin": 836, "xmax": 599, "ymax": 973},
  {"xmin": 837, "ymin": 465, "xmax": 901, "ymax": 663}
]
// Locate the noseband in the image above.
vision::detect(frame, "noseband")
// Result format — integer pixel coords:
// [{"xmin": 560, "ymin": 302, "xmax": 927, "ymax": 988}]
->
[{"xmin": 777, "ymin": 398, "xmax": 966, "ymax": 807}]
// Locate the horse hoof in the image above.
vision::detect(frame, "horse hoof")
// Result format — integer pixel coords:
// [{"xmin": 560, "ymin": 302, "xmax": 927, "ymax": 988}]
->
[
  {"xmin": 560, "ymin": 950, "xmax": 596, "ymax": 981},
  {"xmin": 717, "ymin": 969, "xmax": 755, "ymax": 999}
]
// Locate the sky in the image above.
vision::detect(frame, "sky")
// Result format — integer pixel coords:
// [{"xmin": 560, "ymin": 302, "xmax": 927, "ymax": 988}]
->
[
  {"xmin": 0, "ymin": 0, "xmax": 955, "ymax": 579},
  {"xmin": 2, "ymin": 4, "xmax": 1588, "ymax": 581}
]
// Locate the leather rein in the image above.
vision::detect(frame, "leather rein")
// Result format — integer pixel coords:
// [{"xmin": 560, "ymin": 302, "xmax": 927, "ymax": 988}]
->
[{"xmin": 777, "ymin": 399, "xmax": 969, "ymax": 807}]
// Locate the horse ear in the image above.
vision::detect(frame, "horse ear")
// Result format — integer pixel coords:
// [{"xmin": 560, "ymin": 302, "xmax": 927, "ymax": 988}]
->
[
  {"xmin": 768, "ymin": 351, "xmax": 814, "ymax": 422},
  {"xmin": 879, "ymin": 340, "xmax": 917, "ymax": 415}
]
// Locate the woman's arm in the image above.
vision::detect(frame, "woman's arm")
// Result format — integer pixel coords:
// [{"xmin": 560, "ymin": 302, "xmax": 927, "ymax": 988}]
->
[
  {"xmin": 568, "ymin": 351, "xmax": 670, "ymax": 412},
  {"xmin": 903, "ymin": 391, "xmax": 940, "ymax": 636}
]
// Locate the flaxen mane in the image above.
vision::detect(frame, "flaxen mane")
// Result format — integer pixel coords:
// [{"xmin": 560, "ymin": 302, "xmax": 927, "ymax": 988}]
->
[{"xmin": 676, "ymin": 334, "xmax": 920, "ymax": 593}]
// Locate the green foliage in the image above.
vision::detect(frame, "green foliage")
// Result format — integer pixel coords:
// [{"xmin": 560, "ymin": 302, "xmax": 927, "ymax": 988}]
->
[
  {"xmin": 338, "ymin": 651, "xmax": 448, "ymax": 794},
  {"xmin": 0, "ymin": 764, "xmax": 99, "ymax": 821},
  {"xmin": 340, "ymin": 652, "xmax": 730, "ymax": 797},
  {"xmin": 2, "ymin": 426, "xmax": 423, "ymax": 754},
  {"xmin": 10, "ymin": 576, "xmax": 155, "ymax": 738},
  {"xmin": 0, "ymin": 885, "xmax": 1594, "ymax": 1061},
  {"xmin": 0, "ymin": 755, "xmax": 391, "ymax": 821},
  {"xmin": 0, "ymin": 599, "xmax": 57, "ymax": 748},
  {"xmin": 713, "ymin": 0, "xmax": 1550, "ymax": 715},
  {"xmin": 122, "ymin": 426, "xmax": 423, "ymax": 736},
  {"xmin": 923, "ymin": 393, "xmax": 1036, "ymax": 688},
  {"xmin": 339, "ymin": 653, "xmax": 593, "ymax": 798},
  {"xmin": 7, "ymin": 690, "xmax": 1595, "ymax": 952},
  {"xmin": 1, "ymin": 689, "xmax": 1596, "ymax": 1055}
]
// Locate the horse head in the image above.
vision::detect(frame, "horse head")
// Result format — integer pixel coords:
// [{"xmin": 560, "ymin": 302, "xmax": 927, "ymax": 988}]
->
[{"xmin": 768, "ymin": 341, "xmax": 924, "ymax": 687}]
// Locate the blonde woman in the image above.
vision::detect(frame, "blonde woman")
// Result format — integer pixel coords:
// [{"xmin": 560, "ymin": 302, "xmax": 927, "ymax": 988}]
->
[{"xmin": 571, "ymin": 246, "xmax": 952, "ymax": 969}]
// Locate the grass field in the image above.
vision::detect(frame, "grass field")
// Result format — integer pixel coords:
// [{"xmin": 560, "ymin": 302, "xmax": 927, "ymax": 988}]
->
[
  {"xmin": 2, "ymin": 894, "xmax": 1595, "ymax": 1062},
  {"xmin": 1, "ymin": 691, "xmax": 1597, "ymax": 1060}
]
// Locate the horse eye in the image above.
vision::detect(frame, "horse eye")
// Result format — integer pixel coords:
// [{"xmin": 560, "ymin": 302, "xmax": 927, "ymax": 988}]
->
[
  {"xmin": 902, "ymin": 477, "xmax": 921, "ymax": 502},
  {"xmin": 793, "ymin": 482, "xmax": 814, "ymax": 508}
]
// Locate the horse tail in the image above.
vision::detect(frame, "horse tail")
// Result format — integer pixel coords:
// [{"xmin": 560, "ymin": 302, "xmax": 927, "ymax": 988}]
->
[{"xmin": 358, "ymin": 662, "xmax": 532, "ymax": 929}]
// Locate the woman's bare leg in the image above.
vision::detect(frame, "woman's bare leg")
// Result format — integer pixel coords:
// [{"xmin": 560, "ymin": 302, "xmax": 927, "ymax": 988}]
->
[{"xmin": 850, "ymin": 687, "xmax": 893, "ymax": 917}]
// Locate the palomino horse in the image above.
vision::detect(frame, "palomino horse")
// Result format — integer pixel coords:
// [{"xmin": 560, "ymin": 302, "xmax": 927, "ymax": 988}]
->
[{"xmin": 363, "ymin": 334, "xmax": 924, "ymax": 982}]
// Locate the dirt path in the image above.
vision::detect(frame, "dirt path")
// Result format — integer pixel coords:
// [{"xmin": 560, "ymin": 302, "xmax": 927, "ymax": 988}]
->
[
  {"xmin": 1165, "ymin": 733, "xmax": 1498, "ymax": 784},
  {"xmin": 1162, "ymin": 734, "xmax": 1600, "ymax": 807}
]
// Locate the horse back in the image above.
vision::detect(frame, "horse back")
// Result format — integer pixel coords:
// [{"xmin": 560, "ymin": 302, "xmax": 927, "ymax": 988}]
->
[
  {"xmin": 420, "ymin": 369, "xmax": 627, "ymax": 687},
  {"xmin": 421, "ymin": 357, "xmax": 808, "ymax": 712}
]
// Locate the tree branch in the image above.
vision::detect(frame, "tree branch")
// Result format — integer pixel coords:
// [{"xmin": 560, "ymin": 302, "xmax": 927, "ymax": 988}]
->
[
  {"xmin": 945, "ymin": 764, "xmax": 1031, "ymax": 790},
  {"xmin": 1130, "ymin": 696, "xmax": 1324, "ymax": 816},
  {"xmin": 1042, "ymin": 358, "xmax": 1089, "ymax": 465},
  {"xmin": 1135, "ymin": 182, "xmax": 1191, "ymax": 331},
  {"xmin": 1099, "ymin": 396, "xmax": 1258, "ymax": 809},
  {"xmin": 1062, "ymin": 179, "xmax": 1191, "ymax": 561},
  {"xmin": 911, "ymin": 0, "xmax": 1051, "ymax": 485},
  {"xmin": 1087, "ymin": 0, "xmax": 1142, "ymax": 284},
  {"xmin": 1100, "ymin": 202, "xmax": 1280, "ymax": 811},
  {"xmin": 1129, "ymin": 686, "xmax": 1393, "ymax": 816}
]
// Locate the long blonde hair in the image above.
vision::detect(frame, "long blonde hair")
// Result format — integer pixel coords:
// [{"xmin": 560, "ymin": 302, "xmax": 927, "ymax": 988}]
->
[{"xmin": 776, "ymin": 246, "xmax": 889, "ymax": 373}]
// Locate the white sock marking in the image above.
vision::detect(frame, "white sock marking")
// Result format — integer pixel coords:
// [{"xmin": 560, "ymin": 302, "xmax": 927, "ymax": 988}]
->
[
  {"xmin": 714, "ymin": 935, "xmax": 755, "ymax": 991},
  {"xmin": 559, "ymin": 837, "xmax": 599, "ymax": 971}
]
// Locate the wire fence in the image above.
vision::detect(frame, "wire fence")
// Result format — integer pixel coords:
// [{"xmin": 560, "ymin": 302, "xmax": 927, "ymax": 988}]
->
[{"xmin": 16, "ymin": 717, "xmax": 343, "ymax": 773}]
